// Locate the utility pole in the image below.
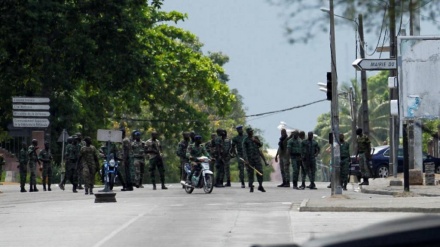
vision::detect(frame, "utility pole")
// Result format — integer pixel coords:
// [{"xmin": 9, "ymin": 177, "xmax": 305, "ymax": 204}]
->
[
  {"xmin": 358, "ymin": 14, "xmax": 369, "ymax": 138},
  {"xmin": 329, "ymin": 0, "xmax": 342, "ymax": 195}
]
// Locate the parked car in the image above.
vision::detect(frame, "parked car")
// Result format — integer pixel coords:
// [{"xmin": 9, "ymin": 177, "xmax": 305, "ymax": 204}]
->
[{"xmin": 350, "ymin": 145, "xmax": 440, "ymax": 178}]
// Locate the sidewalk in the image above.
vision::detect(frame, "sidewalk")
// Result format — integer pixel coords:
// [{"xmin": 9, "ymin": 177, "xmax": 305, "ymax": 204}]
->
[{"xmin": 300, "ymin": 177, "xmax": 440, "ymax": 213}]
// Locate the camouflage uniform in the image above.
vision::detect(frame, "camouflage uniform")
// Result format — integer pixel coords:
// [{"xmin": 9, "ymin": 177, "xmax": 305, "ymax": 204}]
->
[
  {"xmin": 27, "ymin": 144, "xmax": 40, "ymax": 191},
  {"xmin": 122, "ymin": 137, "xmax": 133, "ymax": 190},
  {"xmin": 231, "ymin": 134, "xmax": 246, "ymax": 187},
  {"xmin": 287, "ymin": 136, "xmax": 302, "ymax": 188},
  {"xmin": 0, "ymin": 155, "xmax": 4, "ymax": 183},
  {"xmin": 214, "ymin": 135, "xmax": 225, "ymax": 187},
  {"xmin": 276, "ymin": 135, "xmax": 290, "ymax": 186},
  {"xmin": 301, "ymin": 139, "xmax": 320, "ymax": 185},
  {"xmin": 242, "ymin": 133, "xmax": 264, "ymax": 190},
  {"xmin": 38, "ymin": 148, "xmax": 53, "ymax": 191},
  {"xmin": 78, "ymin": 145, "xmax": 99, "ymax": 194},
  {"xmin": 131, "ymin": 140, "xmax": 145, "ymax": 188},
  {"xmin": 204, "ymin": 138, "xmax": 216, "ymax": 172},
  {"xmin": 63, "ymin": 142, "xmax": 79, "ymax": 190},
  {"xmin": 176, "ymin": 139, "xmax": 189, "ymax": 181},
  {"xmin": 357, "ymin": 135, "xmax": 371, "ymax": 179},
  {"xmin": 19, "ymin": 148, "xmax": 28, "ymax": 191},
  {"xmin": 222, "ymin": 137, "xmax": 232, "ymax": 186},
  {"xmin": 340, "ymin": 141, "xmax": 350, "ymax": 185},
  {"xmin": 145, "ymin": 138, "xmax": 166, "ymax": 189}
]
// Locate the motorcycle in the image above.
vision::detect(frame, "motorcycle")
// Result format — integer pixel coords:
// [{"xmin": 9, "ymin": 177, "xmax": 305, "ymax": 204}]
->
[
  {"xmin": 101, "ymin": 153, "xmax": 119, "ymax": 192},
  {"xmin": 180, "ymin": 156, "xmax": 214, "ymax": 194}
]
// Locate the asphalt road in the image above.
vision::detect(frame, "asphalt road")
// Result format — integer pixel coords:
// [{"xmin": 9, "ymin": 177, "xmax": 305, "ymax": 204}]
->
[{"xmin": 0, "ymin": 182, "xmax": 425, "ymax": 247}]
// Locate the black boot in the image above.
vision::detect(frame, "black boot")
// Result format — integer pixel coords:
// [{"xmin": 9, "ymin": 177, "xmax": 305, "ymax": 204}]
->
[
  {"xmin": 343, "ymin": 182, "xmax": 347, "ymax": 190},
  {"xmin": 161, "ymin": 183, "xmax": 168, "ymax": 190},
  {"xmin": 327, "ymin": 183, "xmax": 331, "ymax": 188},
  {"xmin": 85, "ymin": 188, "xmax": 89, "ymax": 195},
  {"xmin": 225, "ymin": 180, "xmax": 231, "ymax": 187},
  {"xmin": 241, "ymin": 181, "xmax": 245, "ymax": 188},
  {"xmin": 153, "ymin": 183, "xmax": 156, "ymax": 190},
  {"xmin": 299, "ymin": 182, "xmax": 306, "ymax": 190},
  {"xmin": 283, "ymin": 181, "xmax": 290, "ymax": 187},
  {"xmin": 139, "ymin": 177, "xmax": 144, "ymax": 188},
  {"xmin": 33, "ymin": 184, "xmax": 39, "ymax": 192},
  {"xmin": 292, "ymin": 182, "xmax": 299, "ymax": 190},
  {"xmin": 127, "ymin": 183, "xmax": 134, "ymax": 191},
  {"xmin": 48, "ymin": 185, "xmax": 51, "ymax": 191},
  {"xmin": 29, "ymin": 185, "xmax": 34, "ymax": 192},
  {"xmin": 58, "ymin": 183, "xmax": 65, "ymax": 191},
  {"xmin": 43, "ymin": 184, "xmax": 47, "ymax": 191},
  {"xmin": 258, "ymin": 185, "xmax": 266, "ymax": 192},
  {"xmin": 20, "ymin": 186, "xmax": 27, "ymax": 193},
  {"xmin": 277, "ymin": 181, "xmax": 285, "ymax": 187},
  {"xmin": 73, "ymin": 184, "xmax": 78, "ymax": 193},
  {"xmin": 309, "ymin": 182, "xmax": 317, "ymax": 190},
  {"xmin": 359, "ymin": 178, "xmax": 369, "ymax": 186},
  {"xmin": 249, "ymin": 184, "xmax": 254, "ymax": 193},
  {"xmin": 90, "ymin": 187, "xmax": 94, "ymax": 195}
]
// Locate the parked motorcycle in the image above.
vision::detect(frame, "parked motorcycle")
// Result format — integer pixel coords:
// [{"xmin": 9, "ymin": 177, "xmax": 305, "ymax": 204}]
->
[
  {"xmin": 101, "ymin": 153, "xmax": 118, "ymax": 192},
  {"xmin": 180, "ymin": 156, "xmax": 214, "ymax": 194}
]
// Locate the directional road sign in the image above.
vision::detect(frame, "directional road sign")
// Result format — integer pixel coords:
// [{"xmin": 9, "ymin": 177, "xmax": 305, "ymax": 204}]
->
[
  {"xmin": 13, "ymin": 118, "xmax": 50, "ymax": 128},
  {"xmin": 97, "ymin": 129, "xmax": 123, "ymax": 143},
  {"xmin": 12, "ymin": 104, "xmax": 50, "ymax": 110},
  {"xmin": 352, "ymin": 58, "xmax": 397, "ymax": 71},
  {"xmin": 13, "ymin": 111, "xmax": 50, "ymax": 117},
  {"xmin": 12, "ymin": 97, "xmax": 50, "ymax": 103}
]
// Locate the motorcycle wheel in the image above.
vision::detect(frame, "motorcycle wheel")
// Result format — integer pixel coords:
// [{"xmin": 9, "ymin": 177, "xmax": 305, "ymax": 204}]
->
[
  {"xmin": 203, "ymin": 174, "xmax": 214, "ymax": 194},
  {"xmin": 108, "ymin": 173, "xmax": 115, "ymax": 190},
  {"xmin": 184, "ymin": 184, "xmax": 194, "ymax": 194}
]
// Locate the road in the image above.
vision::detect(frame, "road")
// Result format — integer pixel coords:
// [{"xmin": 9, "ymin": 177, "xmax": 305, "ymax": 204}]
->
[{"xmin": 0, "ymin": 182, "xmax": 425, "ymax": 247}]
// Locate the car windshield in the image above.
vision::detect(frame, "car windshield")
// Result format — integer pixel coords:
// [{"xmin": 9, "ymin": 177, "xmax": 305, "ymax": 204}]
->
[{"xmin": 372, "ymin": 145, "xmax": 389, "ymax": 155}]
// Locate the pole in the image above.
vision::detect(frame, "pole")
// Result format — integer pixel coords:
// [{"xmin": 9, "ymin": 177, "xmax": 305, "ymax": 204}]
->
[
  {"xmin": 389, "ymin": 0, "xmax": 399, "ymax": 178},
  {"xmin": 329, "ymin": 0, "xmax": 341, "ymax": 195},
  {"xmin": 358, "ymin": 14, "xmax": 369, "ymax": 137},
  {"xmin": 349, "ymin": 87, "xmax": 357, "ymax": 153}
]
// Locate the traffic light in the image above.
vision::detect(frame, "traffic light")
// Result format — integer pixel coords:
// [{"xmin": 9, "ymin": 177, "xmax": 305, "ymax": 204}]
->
[{"xmin": 326, "ymin": 72, "xmax": 332, "ymax": 101}]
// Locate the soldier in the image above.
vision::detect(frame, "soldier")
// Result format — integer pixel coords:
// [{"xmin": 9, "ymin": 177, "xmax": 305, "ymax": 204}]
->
[
  {"xmin": 121, "ymin": 129, "xmax": 134, "ymax": 191},
  {"xmin": 185, "ymin": 135, "xmax": 210, "ymax": 185},
  {"xmin": 275, "ymin": 128, "xmax": 290, "ymax": 187},
  {"xmin": 38, "ymin": 141, "xmax": 53, "ymax": 191},
  {"xmin": 77, "ymin": 136, "xmax": 100, "ymax": 195},
  {"xmin": 204, "ymin": 133, "xmax": 217, "ymax": 172},
  {"xmin": 176, "ymin": 132, "xmax": 190, "ymax": 182},
  {"xmin": 222, "ymin": 130, "xmax": 233, "ymax": 187},
  {"xmin": 145, "ymin": 131, "xmax": 167, "ymax": 190},
  {"xmin": 356, "ymin": 128, "xmax": 371, "ymax": 185},
  {"xmin": 298, "ymin": 131, "xmax": 308, "ymax": 189},
  {"xmin": 231, "ymin": 125, "xmax": 246, "ymax": 188},
  {"xmin": 75, "ymin": 133, "xmax": 85, "ymax": 190},
  {"xmin": 287, "ymin": 130, "xmax": 302, "ymax": 190},
  {"xmin": 59, "ymin": 136, "xmax": 79, "ymax": 193},
  {"xmin": 339, "ymin": 133, "xmax": 350, "ymax": 190},
  {"xmin": 28, "ymin": 139, "xmax": 41, "ymax": 192},
  {"xmin": 131, "ymin": 131, "xmax": 145, "ymax": 188},
  {"xmin": 301, "ymin": 131, "xmax": 320, "ymax": 190},
  {"xmin": 18, "ymin": 142, "xmax": 28, "ymax": 192},
  {"xmin": 242, "ymin": 127, "xmax": 265, "ymax": 193},
  {"xmin": 214, "ymin": 128, "xmax": 225, "ymax": 188}
]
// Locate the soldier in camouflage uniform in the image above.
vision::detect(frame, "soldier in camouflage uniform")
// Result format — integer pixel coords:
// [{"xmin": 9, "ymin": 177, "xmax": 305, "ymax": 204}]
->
[
  {"xmin": 18, "ymin": 142, "xmax": 28, "ymax": 192},
  {"xmin": 121, "ymin": 131, "xmax": 134, "ymax": 191},
  {"xmin": 176, "ymin": 132, "xmax": 190, "ymax": 182},
  {"xmin": 214, "ymin": 129, "xmax": 225, "ymax": 188},
  {"xmin": 204, "ymin": 133, "xmax": 217, "ymax": 172},
  {"xmin": 77, "ymin": 136, "xmax": 100, "ymax": 195},
  {"xmin": 131, "ymin": 131, "xmax": 145, "ymax": 188},
  {"xmin": 28, "ymin": 139, "xmax": 40, "ymax": 192},
  {"xmin": 275, "ymin": 129, "xmax": 290, "ymax": 187},
  {"xmin": 301, "ymin": 131, "xmax": 320, "ymax": 189},
  {"xmin": 38, "ymin": 141, "xmax": 53, "ymax": 191},
  {"xmin": 287, "ymin": 130, "xmax": 302, "ymax": 190},
  {"xmin": 222, "ymin": 130, "xmax": 233, "ymax": 187},
  {"xmin": 339, "ymin": 133, "xmax": 350, "ymax": 190},
  {"xmin": 145, "ymin": 131, "xmax": 167, "ymax": 190},
  {"xmin": 185, "ymin": 135, "xmax": 210, "ymax": 185},
  {"xmin": 298, "ymin": 131, "xmax": 308, "ymax": 189},
  {"xmin": 0, "ymin": 154, "xmax": 4, "ymax": 184},
  {"xmin": 231, "ymin": 125, "xmax": 246, "ymax": 188},
  {"xmin": 59, "ymin": 137, "xmax": 79, "ymax": 193},
  {"xmin": 242, "ymin": 127, "xmax": 265, "ymax": 193},
  {"xmin": 356, "ymin": 128, "xmax": 371, "ymax": 185},
  {"xmin": 75, "ymin": 133, "xmax": 86, "ymax": 190}
]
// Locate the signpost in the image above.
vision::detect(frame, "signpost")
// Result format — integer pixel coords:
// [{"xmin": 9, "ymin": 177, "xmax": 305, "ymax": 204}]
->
[
  {"xmin": 352, "ymin": 58, "xmax": 397, "ymax": 71},
  {"xmin": 12, "ymin": 96, "xmax": 50, "ymax": 128}
]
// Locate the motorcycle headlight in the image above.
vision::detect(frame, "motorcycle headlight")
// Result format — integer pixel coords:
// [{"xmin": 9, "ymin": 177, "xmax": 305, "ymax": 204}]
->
[{"xmin": 109, "ymin": 159, "xmax": 116, "ymax": 167}]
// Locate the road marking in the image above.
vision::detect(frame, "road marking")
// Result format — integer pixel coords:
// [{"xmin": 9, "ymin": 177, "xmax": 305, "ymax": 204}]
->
[{"xmin": 93, "ymin": 213, "xmax": 146, "ymax": 247}]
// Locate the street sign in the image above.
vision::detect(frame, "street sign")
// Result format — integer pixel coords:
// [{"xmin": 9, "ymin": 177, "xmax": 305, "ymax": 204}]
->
[
  {"xmin": 12, "ymin": 97, "xmax": 50, "ymax": 103},
  {"xmin": 13, "ymin": 111, "xmax": 50, "ymax": 117},
  {"xmin": 13, "ymin": 118, "xmax": 50, "ymax": 128},
  {"xmin": 97, "ymin": 129, "xmax": 123, "ymax": 143},
  {"xmin": 57, "ymin": 129, "xmax": 70, "ymax": 142},
  {"xmin": 12, "ymin": 104, "xmax": 50, "ymax": 110},
  {"xmin": 352, "ymin": 58, "xmax": 397, "ymax": 71}
]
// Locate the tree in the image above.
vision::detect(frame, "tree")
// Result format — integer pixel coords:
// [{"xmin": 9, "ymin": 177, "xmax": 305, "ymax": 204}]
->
[{"xmin": 268, "ymin": 0, "xmax": 440, "ymax": 45}]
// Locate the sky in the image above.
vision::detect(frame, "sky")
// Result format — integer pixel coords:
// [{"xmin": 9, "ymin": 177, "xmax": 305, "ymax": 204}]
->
[{"xmin": 162, "ymin": 0, "xmax": 438, "ymax": 148}]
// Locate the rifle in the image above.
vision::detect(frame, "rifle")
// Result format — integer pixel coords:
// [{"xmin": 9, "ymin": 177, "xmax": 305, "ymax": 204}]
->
[{"xmin": 239, "ymin": 157, "xmax": 263, "ymax": 176}]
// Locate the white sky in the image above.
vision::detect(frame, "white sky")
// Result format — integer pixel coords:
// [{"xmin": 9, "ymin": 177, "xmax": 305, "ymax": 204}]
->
[{"xmin": 162, "ymin": 0, "xmax": 439, "ymax": 148}]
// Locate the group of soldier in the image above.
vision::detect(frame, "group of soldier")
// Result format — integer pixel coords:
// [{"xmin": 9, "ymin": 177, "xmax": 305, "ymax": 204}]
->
[{"xmin": 275, "ymin": 127, "xmax": 371, "ymax": 191}]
